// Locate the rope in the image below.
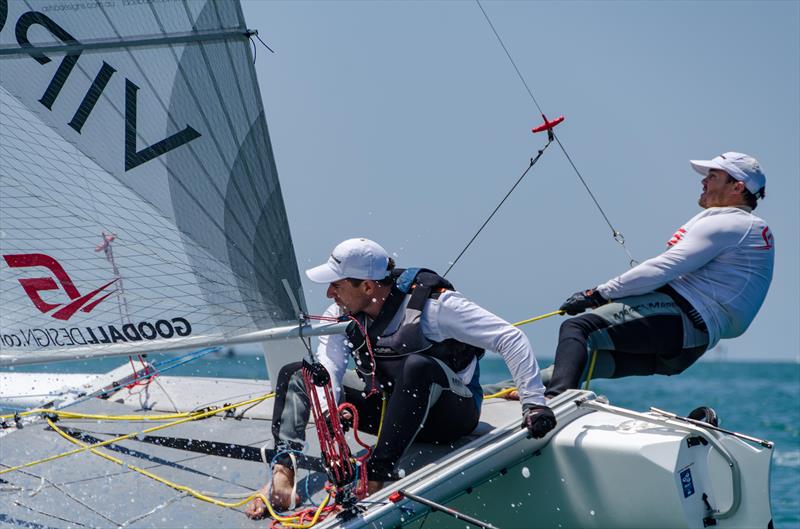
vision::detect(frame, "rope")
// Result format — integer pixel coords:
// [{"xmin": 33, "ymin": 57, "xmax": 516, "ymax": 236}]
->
[
  {"xmin": 0, "ymin": 393, "xmax": 275, "ymax": 476},
  {"xmin": 483, "ymin": 387, "xmax": 517, "ymax": 400},
  {"xmin": 10, "ymin": 409, "xmax": 200, "ymax": 421},
  {"xmin": 513, "ymin": 310, "xmax": 563, "ymax": 327},
  {"xmin": 583, "ymin": 349, "xmax": 599, "ymax": 390},
  {"xmin": 444, "ymin": 141, "xmax": 552, "ymax": 277},
  {"xmin": 47, "ymin": 417, "xmax": 331, "ymax": 529},
  {"xmin": 0, "ymin": 347, "xmax": 224, "ymax": 421},
  {"xmin": 475, "ymin": 0, "xmax": 636, "ymax": 267}
]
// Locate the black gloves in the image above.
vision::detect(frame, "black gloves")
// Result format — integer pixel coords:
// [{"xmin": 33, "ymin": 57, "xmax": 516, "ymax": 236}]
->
[
  {"xmin": 522, "ymin": 404, "xmax": 557, "ymax": 439},
  {"xmin": 322, "ymin": 408, "xmax": 353, "ymax": 433},
  {"xmin": 559, "ymin": 288, "xmax": 608, "ymax": 316}
]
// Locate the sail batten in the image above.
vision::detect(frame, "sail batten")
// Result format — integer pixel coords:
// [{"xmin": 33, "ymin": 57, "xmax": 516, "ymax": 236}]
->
[
  {"xmin": 0, "ymin": 28, "xmax": 253, "ymax": 57},
  {"xmin": 0, "ymin": 0, "xmax": 303, "ymax": 363}
]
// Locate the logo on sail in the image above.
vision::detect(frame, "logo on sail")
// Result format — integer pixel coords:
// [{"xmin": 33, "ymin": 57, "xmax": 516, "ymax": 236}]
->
[{"xmin": 3, "ymin": 253, "xmax": 118, "ymax": 321}]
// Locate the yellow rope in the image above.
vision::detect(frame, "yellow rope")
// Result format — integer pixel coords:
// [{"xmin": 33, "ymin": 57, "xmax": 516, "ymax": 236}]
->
[
  {"xmin": 478, "ymin": 310, "xmax": 564, "ymax": 400},
  {"xmin": 375, "ymin": 393, "xmax": 387, "ymax": 440},
  {"xmin": 1, "ymin": 409, "xmax": 203, "ymax": 421},
  {"xmin": 513, "ymin": 309, "xmax": 564, "ymax": 327},
  {"xmin": 46, "ymin": 417, "xmax": 330, "ymax": 528},
  {"xmin": 483, "ymin": 387, "xmax": 517, "ymax": 399},
  {"xmin": 583, "ymin": 350, "xmax": 598, "ymax": 390},
  {"xmin": 0, "ymin": 392, "xmax": 275, "ymax": 476}
]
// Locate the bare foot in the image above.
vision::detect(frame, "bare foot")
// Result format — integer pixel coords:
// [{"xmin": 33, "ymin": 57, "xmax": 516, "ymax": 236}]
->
[
  {"xmin": 245, "ymin": 483, "xmax": 271, "ymax": 520},
  {"xmin": 504, "ymin": 390, "xmax": 520, "ymax": 401},
  {"xmin": 245, "ymin": 464, "xmax": 300, "ymax": 519}
]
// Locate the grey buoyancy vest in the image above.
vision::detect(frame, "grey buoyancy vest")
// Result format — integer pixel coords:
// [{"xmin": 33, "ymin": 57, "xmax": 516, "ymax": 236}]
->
[{"xmin": 345, "ymin": 268, "xmax": 484, "ymax": 378}]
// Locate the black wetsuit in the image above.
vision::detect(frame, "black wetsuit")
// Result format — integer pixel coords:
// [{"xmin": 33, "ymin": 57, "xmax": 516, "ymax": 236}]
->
[{"xmin": 271, "ymin": 269, "xmax": 482, "ymax": 481}]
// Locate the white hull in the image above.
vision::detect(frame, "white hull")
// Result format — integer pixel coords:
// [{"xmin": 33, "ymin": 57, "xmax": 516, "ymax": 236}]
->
[
  {"xmin": 0, "ymin": 371, "xmax": 773, "ymax": 529},
  {"xmin": 333, "ymin": 394, "xmax": 772, "ymax": 529}
]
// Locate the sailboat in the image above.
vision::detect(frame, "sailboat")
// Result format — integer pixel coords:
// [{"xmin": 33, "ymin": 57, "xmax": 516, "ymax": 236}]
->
[{"xmin": 0, "ymin": 1, "xmax": 774, "ymax": 528}]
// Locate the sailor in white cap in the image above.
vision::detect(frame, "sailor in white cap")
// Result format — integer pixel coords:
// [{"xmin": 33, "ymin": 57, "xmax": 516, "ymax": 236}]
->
[
  {"xmin": 544, "ymin": 152, "xmax": 775, "ymax": 397},
  {"xmin": 247, "ymin": 238, "xmax": 553, "ymax": 517}
]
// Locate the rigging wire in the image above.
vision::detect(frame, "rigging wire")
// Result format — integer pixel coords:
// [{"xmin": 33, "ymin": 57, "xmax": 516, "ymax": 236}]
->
[
  {"xmin": 443, "ymin": 141, "xmax": 552, "ymax": 277},
  {"xmin": 474, "ymin": 0, "xmax": 637, "ymax": 267}
]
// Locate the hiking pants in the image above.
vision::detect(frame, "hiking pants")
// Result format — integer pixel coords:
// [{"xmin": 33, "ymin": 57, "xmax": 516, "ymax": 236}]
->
[
  {"xmin": 544, "ymin": 290, "xmax": 709, "ymax": 397},
  {"xmin": 271, "ymin": 354, "xmax": 479, "ymax": 481}
]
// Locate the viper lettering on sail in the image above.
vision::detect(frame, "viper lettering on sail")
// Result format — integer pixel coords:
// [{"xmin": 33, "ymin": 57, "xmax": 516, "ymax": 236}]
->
[
  {"xmin": 10, "ymin": 7, "xmax": 201, "ymax": 171},
  {"xmin": 0, "ymin": 0, "xmax": 304, "ymax": 366},
  {"xmin": 124, "ymin": 78, "xmax": 201, "ymax": 171}
]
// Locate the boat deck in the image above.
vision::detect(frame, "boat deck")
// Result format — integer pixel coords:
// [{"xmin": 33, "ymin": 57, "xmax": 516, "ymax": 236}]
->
[{"xmin": 0, "ymin": 377, "xmax": 524, "ymax": 528}]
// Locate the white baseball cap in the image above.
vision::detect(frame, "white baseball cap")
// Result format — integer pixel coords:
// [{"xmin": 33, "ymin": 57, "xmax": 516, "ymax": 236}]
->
[
  {"xmin": 689, "ymin": 152, "xmax": 766, "ymax": 195},
  {"xmin": 305, "ymin": 238, "xmax": 390, "ymax": 284}
]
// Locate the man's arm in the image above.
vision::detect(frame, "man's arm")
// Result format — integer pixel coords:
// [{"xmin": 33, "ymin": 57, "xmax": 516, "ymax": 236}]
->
[
  {"xmin": 315, "ymin": 303, "xmax": 349, "ymax": 409},
  {"xmin": 596, "ymin": 215, "xmax": 742, "ymax": 300},
  {"xmin": 426, "ymin": 292, "xmax": 546, "ymax": 406}
]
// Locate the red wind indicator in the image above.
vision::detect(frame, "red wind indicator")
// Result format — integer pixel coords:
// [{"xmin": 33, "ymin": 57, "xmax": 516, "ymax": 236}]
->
[{"xmin": 531, "ymin": 113, "xmax": 565, "ymax": 135}]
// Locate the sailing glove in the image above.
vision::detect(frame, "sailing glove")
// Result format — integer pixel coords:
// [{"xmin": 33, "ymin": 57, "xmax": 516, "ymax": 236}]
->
[
  {"xmin": 322, "ymin": 409, "xmax": 353, "ymax": 433},
  {"xmin": 522, "ymin": 404, "xmax": 557, "ymax": 439},
  {"xmin": 559, "ymin": 288, "xmax": 608, "ymax": 315}
]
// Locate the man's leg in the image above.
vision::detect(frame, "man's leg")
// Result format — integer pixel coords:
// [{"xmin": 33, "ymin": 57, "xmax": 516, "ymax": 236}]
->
[
  {"xmin": 545, "ymin": 292, "xmax": 706, "ymax": 397},
  {"xmin": 367, "ymin": 355, "xmax": 479, "ymax": 487},
  {"xmin": 247, "ymin": 362, "xmax": 308, "ymax": 518}
]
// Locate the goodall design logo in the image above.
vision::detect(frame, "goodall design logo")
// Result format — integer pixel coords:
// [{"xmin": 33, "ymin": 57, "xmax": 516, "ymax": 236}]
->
[{"xmin": 3, "ymin": 253, "xmax": 118, "ymax": 321}]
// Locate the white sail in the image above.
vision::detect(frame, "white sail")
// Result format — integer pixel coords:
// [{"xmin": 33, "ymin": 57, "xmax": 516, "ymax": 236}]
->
[{"xmin": 0, "ymin": 0, "xmax": 304, "ymax": 365}]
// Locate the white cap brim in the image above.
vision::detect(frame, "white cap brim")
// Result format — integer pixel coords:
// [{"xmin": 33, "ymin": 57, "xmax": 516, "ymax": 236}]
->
[
  {"xmin": 689, "ymin": 159, "xmax": 724, "ymax": 177},
  {"xmin": 305, "ymin": 262, "xmax": 345, "ymax": 284}
]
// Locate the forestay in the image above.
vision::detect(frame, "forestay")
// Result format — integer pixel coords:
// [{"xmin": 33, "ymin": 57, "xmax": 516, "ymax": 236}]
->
[{"xmin": 0, "ymin": 0, "xmax": 304, "ymax": 365}]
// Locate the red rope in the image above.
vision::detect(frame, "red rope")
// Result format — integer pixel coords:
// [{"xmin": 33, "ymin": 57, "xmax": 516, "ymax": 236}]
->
[
  {"xmin": 303, "ymin": 313, "xmax": 379, "ymax": 398},
  {"xmin": 302, "ymin": 365, "xmax": 355, "ymax": 487},
  {"xmin": 125, "ymin": 354, "xmax": 156, "ymax": 389},
  {"xmin": 338, "ymin": 402, "xmax": 372, "ymax": 498}
]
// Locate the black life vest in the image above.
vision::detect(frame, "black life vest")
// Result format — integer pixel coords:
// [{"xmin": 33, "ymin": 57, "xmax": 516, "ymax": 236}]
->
[{"xmin": 345, "ymin": 268, "xmax": 484, "ymax": 380}]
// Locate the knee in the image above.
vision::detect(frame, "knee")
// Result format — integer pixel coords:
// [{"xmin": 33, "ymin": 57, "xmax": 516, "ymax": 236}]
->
[
  {"xmin": 401, "ymin": 354, "xmax": 435, "ymax": 379},
  {"xmin": 559, "ymin": 316, "xmax": 593, "ymax": 341},
  {"xmin": 287, "ymin": 370, "xmax": 307, "ymax": 395},
  {"xmin": 655, "ymin": 344, "xmax": 706, "ymax": 376},
  {"xmin": 277, "ymin": 361, "xmax": 303, "ymax": 382}
]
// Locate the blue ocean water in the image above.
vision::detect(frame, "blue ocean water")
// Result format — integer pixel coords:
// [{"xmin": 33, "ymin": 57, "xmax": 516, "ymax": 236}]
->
[{"xmin": 3, "ymin": 353, "xmax": 798, "ymax": 527}]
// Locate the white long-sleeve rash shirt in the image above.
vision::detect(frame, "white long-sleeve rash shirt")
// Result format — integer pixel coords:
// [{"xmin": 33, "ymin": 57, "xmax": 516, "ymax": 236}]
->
[
  {"xmin": 316, "ymin": 291, "xmax": 546, "ymax": 408},
  {"xmin": 596, "ymin": 207, "xmax": 774, "ymax": 349}
]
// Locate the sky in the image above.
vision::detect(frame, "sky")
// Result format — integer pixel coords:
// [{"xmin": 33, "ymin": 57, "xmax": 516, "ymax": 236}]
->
[{"xmin": 242, "ymin": 1, "xmax": 799, "ymax": 363}]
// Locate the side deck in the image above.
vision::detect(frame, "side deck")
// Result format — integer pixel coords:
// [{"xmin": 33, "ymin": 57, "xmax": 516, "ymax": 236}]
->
[{"xmin": 0, "ymin": 376, "xmax": 529, "ymax": 528}]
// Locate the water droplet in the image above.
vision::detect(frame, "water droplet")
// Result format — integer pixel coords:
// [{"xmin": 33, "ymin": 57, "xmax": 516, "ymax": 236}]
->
[
  {"xmin": 590, "ymin": 510, "xmax": 596, "ymax": 516},
  {"xmin": 510, "ymin": 503, "xmax": 516, "ymax": 508},
  {"xmin": 521, "ymin": 466, "xmax": 531, "ymax": 478},
  {"xmin": 397, "ymin": 468, "xmax": 406, "ymax": 478}
]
